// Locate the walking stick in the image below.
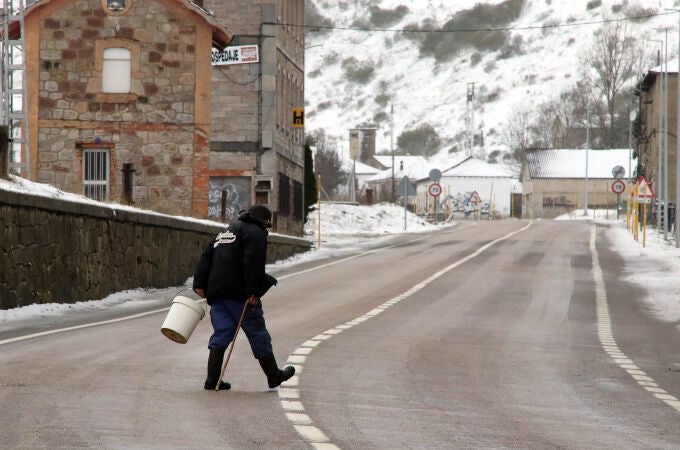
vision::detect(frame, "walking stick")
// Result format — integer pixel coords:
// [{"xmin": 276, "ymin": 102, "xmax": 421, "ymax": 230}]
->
[{"xmin": 215, "ymin": 300, "xmax": 250, "ymax": 391}]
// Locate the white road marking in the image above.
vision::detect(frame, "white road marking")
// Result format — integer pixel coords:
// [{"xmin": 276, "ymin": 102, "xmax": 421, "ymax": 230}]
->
[
  {"xmin": 0, "ymin": 305, "xmax": 176, "ymax": 346},
  {"xmin": 280, "ymin": 222, "xmax": 534, "ymax": 448},
  {"xmin": 590, "ymin": 226, "xmax": 680, "ymax": 412}
]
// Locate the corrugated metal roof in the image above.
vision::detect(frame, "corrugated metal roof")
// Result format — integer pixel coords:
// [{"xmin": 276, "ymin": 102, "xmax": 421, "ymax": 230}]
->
[{"xmin": 526, "ymin": 148, "xmax": 631, "ymax": 179}]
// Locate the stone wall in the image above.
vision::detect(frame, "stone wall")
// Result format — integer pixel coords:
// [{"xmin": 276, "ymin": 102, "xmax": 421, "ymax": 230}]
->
[{"xmin": 0, "ymin": 189, "xmax": 311, "ymax": 310}]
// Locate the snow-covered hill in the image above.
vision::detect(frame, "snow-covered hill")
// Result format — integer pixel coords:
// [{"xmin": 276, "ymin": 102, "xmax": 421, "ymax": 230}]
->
[{"xmin": 304, "ymin": 0, "xmax": 679, "ymax": 158}]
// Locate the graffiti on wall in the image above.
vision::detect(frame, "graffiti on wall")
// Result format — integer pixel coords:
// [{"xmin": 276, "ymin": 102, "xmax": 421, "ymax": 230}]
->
[{"xmin": 208, "ymin": 176, "xmax": 250, "ymax": 221}]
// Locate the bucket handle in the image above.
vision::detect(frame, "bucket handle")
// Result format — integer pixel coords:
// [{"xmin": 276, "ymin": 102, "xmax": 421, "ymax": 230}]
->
[{"xmin": 174, "ymin": 286, "xmax": 207, "ymax": 315}]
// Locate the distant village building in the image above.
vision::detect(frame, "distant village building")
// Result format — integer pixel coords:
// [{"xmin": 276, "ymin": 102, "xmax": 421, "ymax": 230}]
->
[
  {"xmin": 417, "ymin": 157, "xmax": 515, "ymax": 219},
  {"xmin": 364, "ymin": 155, "xmax": 429, "ymax": 203},
  {"xmin": 5, "ymin": 0, "xmax": 305, "ymax": 235},
  {"xmin": 349, "ymin": 127, "xmax": 377, "ymax": 166},
  {"xmin": 521, "ymin": 148, "xmax": 631, "ymax": 219}
]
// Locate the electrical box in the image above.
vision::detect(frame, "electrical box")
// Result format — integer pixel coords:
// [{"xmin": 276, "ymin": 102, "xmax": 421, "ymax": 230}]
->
[{"xmin": 254, "ymin": 176, "xmax": 273, "ymax": 206}]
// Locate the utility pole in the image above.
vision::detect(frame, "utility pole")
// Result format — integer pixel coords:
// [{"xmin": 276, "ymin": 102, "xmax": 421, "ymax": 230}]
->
[
  {"xmin": 584, "ymin": 89, "xmax": 590, "ymax": 216},
  {"xmin": 664, "ymin": 30, "xmax": 669, "ymax": 240},
  {"xmin": 662, "ymin": 8, "xmax": 680, "ymax": 247},
  {"xmin": 1, "ymin": 0, "xmax": 29, "ymax": 177},
  {"xmin": 466, "ymin": 83, "xmax": 475, "ymax": 157},
  {"xmin": 390, "ymin": 103, "xmax": 395, "ymax": 203}
]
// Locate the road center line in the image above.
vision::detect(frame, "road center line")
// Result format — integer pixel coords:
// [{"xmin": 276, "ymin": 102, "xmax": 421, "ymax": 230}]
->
[
  {"xmin": 278, "ymin": 222, "xmax": 534, "ymax": 449},
  {"xmin": 590, "ymin": 225, "xmax": 680, "ymax": 412}
]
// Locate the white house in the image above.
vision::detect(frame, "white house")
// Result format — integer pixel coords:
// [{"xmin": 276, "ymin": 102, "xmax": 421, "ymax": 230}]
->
[{"xmin": 415, "ymin": 157, "xmax": 516, "ymax": 219}]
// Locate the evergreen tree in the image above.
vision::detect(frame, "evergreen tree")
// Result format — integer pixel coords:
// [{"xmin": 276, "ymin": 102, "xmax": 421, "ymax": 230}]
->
[{"xmin": 303, "ymin": 144, "xmax": 317, "ymax": 223}]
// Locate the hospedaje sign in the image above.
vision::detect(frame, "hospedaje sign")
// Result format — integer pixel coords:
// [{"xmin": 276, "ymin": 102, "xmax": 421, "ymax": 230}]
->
[{"xmin": 211, "ymin": 45, "xmax": 259, "ymax": 65}]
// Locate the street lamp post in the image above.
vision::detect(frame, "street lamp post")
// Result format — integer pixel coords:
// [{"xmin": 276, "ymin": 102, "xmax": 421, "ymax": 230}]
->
[
  {"xmin": 664, "ymin": 9, "xmax": 680, "ymax": 246},
  {"xmin": 390, "ymin": 104, "xmax": 395, "ymax": 203},
  {"xmin": 648, "ymin": 39, "xmax": 664, "ymax": 233},
  {"xmin": 584, "ymin": 89, "xmax": 591, "ymax": 216}
]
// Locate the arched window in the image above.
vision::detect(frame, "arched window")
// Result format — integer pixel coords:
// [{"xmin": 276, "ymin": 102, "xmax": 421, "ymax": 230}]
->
[{"xmin": 102, "ymin": 48, "xmax": 131, "ymax": 93}]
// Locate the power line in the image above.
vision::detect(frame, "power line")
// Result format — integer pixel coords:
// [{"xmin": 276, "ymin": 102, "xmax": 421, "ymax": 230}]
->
[{"xmin": 275, "ymin": 11, "xmax": 676, "ymax": 34}]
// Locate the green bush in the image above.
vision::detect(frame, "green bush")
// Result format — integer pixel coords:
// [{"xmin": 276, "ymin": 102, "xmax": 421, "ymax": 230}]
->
[
  {"xmin": 586, "ymin": 0, "xmax": 602, "ymax": 11},
  {"xmin": 304, "ymin": 1, "xmax": 334, "ymax": 37},
  {"xmin": 342, "ymin": 57, "xmax": 376, "ymax": 84},
  {"xmin": 396, "ymin": 123, "xmax": 441, "ymax": 157},
  {"xmin": 369, "ymin": 5, "xmax": 410, "ymax": 27},
  {"xmin": 404, "ymin": 0, "xmax": 526, "ymax": 63}
]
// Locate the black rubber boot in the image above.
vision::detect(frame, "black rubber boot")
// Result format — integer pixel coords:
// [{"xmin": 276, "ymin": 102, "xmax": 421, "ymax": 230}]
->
[
  {"xmin": 258, "ymin": 353, "xmax": 295, "ymax": 389},
  {"xmin": 204, "ymin": 347, "xmax": 231, "ymax": 391}
]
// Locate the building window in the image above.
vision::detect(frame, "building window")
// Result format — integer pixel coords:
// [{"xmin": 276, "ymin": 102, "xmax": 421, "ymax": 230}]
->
[
  {"xmin": 279, "ymin": 173, "xmax": 290, "ymax": 216},
  {"xmin": 83, "ymin": 148, "xmax": 110, "ymax": 201},
  {"xmin": 293, "ymin": 180, "xmax": 302, "ymax": 220},
  {"xmin": 103, "ymin": 48, "xmax": 131, "ymax": 93},
  {"xmin": 101, "ymin": 0, "xmax": 132, "ymax": 15}
]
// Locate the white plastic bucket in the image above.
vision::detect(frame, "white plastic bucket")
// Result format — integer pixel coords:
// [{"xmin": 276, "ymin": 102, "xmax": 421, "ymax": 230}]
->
[{"xmin": 161, "ymin": 296, "xmax": 206, "ymax": 344}]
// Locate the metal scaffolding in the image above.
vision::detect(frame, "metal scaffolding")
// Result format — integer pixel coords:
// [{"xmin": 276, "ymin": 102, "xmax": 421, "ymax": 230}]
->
[{"xmin": 1, "ymin": 0, "xmax": 28, "ymax": 177}]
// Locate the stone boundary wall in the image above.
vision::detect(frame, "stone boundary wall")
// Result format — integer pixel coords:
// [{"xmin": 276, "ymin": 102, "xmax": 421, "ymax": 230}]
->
[{"xmin": 0, "ymin": 189, "xmax": 311, "ymax": 310}]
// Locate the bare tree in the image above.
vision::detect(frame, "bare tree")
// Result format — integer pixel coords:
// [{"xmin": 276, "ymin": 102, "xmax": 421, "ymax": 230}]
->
[
  {"xmin": 581, "ymin": 20, "xmax": 640, "ymax": 147},
  {"xmin": 502, "ymin": 102, "xmax": 534, "ymax": 171},
  {"xmin": 532, "ymin": 82, "xmax": 609, "ymax": 149}
]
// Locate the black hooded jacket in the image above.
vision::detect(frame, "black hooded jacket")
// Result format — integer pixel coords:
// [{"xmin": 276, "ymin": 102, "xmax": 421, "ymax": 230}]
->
[{"xmin": 193, "ymin": 213, "xmax": 276, "ymax": 304}]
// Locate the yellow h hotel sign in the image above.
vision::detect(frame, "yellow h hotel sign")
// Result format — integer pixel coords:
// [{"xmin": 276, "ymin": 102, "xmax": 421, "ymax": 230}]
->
[{"xmin": 292, "ymin": 108, "xmax": 305, "ymax": 128}]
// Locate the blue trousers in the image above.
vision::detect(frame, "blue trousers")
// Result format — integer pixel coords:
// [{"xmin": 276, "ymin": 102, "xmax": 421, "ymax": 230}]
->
[{"xmin": 208, "ymin": 299, "xmax": 273, "ymax": 359}]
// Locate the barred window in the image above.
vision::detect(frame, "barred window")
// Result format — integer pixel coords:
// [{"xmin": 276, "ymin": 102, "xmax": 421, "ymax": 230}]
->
[
  {"xmin": 279, "ymin": 173, "xmax": 290, "ymax": 216},
  {"xmin": 293, "ymin": 180, "xmax": 302, "ymax": 220},
  {"xmin": 83, "ymin": 148, "xmax": 110, "ymax": 201}
]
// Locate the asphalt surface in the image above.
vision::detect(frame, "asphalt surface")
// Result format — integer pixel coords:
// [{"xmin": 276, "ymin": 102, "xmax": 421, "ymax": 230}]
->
[{"xmin": 2, "ymin": 219, "xmax": 680, "ymax": 449}]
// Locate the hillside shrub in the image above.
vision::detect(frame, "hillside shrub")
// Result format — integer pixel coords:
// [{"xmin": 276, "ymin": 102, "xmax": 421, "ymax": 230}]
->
[
  {"xmin": 586, "ymin": 0, "xmax": 602, "ymax": 11},
  {"xmin": 341, "ymin": 57, "xmax": 376, "ymax": 84},
  {"xmin": 369, "ymin": 5, "xmax": 409, "ymax": 27},
  {"xmin": 304, "ymin": 2, "xmax": 334, "ymax": 37},
  {"xmin": 396, "ymin": 123, "xmax": 441, "ymax": 157},
  {"xmin": 624, "ymin": 5, "xmax": 658, "ymax": 22},
  {"xmin": 403, "ymin": 0, "xmax": 525, "ymax": 62}
]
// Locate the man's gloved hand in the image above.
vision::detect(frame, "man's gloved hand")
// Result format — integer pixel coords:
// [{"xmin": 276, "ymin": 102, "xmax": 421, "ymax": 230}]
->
[{"xmin": 246, "ymin": 295, "xmax": 261, "ymax": 309}]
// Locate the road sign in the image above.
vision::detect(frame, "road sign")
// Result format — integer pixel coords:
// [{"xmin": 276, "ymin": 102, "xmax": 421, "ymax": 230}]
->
[
  {"xmin": 429, "ymin": 169, "xmax": 442, "ymax": 182},
  {"xmin": 292, "ymin": 108, "xmax": 304, "ymax": 127},
  {"xmin": 428, "ymin": 182, "xmax": 442, "ymax": 197},
  {"xmin": 397, "ymin": 176, "xmax": 417, "ymax": 196},
  {"xmin": 611, "ymin": 179, "xmax": 626, "ymax": 194},
  {"xmin": 612, "ymin": 165, "xmax": 625, "ymax": 179},
  {"xmin": 467, "ymin": 190, "xmax": 482, "ymax": 204},
  {"xmin": 637, "ymin": 176, "xmax": 655, "ymax": 198}
]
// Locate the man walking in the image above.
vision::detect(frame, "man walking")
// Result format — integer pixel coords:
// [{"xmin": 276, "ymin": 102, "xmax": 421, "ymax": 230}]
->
[{"xmin": 193, "ymin": 204, "xmax": 295, "ymax": 391}]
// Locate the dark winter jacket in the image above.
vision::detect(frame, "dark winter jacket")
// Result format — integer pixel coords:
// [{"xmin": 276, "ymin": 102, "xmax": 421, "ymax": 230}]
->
[{"xmin": 193, "ymin": 214, "xmax": 277, "ymax": 305}]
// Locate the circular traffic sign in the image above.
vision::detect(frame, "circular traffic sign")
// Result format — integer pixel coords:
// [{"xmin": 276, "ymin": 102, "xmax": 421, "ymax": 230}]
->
[
  {"xmin": 612, "ymin": 165, "xmax": 625, "ymax": 179},
  {"xmin": 611, "ymin": 179, "xmax": 626, "ymax": 194},
  {"xmin": 428, "ymin": 182, "xmax": 442, "ymax": 197},
  {"xmin": 429, "ymin": 169, "xmax": 442, "ymax": 182}
]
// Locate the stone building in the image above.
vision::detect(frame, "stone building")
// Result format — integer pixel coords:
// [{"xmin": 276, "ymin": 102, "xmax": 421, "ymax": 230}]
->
[
  {"xmin": 9, "ymin": 0, "xmax": 306, "ymax": 236},
  {"xmin": 203, "ymin": 0, "xmax": 305, "ymax": 235},
  {"xmin": 636, "ymin": 62, "xmax": 678, "ymax": 209}
]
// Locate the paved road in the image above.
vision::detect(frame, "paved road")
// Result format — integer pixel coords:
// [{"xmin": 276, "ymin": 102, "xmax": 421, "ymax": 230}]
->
[{"xmin": 2, "ymin": 220, "xmax": 680, "ymax": 449}]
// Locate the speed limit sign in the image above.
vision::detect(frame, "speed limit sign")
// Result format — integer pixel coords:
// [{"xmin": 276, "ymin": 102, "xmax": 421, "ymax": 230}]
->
[
  {"xmin": 611, "ymin": 179, "xmax": 626, "ymax": 195},
  {"xmin": 428, "ymin": 182, "xmax": 442, "ymax": 197}
]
